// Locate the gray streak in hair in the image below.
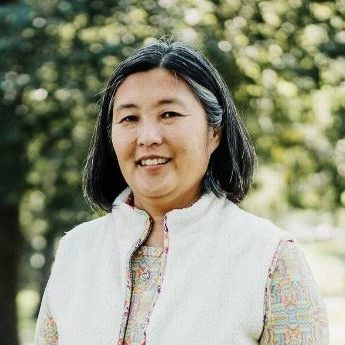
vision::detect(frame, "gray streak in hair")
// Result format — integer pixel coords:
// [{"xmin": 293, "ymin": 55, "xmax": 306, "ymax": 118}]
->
[{"xmin": 183, "ymin": 76, "xmax": 223, "ymax": 129}]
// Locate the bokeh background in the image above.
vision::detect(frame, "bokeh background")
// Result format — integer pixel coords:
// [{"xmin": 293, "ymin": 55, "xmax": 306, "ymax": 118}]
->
[{"xmin": 0, "ymin": 0, "xmax": 344, "ymax": 344}]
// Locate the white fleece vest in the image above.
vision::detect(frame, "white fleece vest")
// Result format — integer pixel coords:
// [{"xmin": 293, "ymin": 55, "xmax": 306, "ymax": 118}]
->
[{"xmin": 46, "ymin": 190, "xmax": 291, "ymax": 345}]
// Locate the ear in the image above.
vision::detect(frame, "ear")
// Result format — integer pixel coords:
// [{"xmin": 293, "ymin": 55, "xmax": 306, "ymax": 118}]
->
[{"xmin": 208, "ymin": 127, "xmax": 222, "ymax": 155}]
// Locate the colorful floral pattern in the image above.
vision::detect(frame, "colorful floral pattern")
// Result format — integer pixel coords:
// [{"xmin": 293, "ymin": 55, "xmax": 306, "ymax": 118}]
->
[
  {"xmin": 260, "ymin": 240, "xmax": 329, "ymax": 344},
  {"xmin": 35, "ymin": 290, "xmax": 59, "ymax": 345},
  {"xmin": 116, "ymin": 198, "xmax": 170, "ymax": 345},
  {"xmin": 123, "ymin": 246, "xmax": 163, "ymax": 345}
]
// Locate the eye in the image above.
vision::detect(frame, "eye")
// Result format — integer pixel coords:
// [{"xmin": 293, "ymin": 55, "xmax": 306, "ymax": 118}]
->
[
  {"xmin": 161, "ymin": 111, "xmax": 181, "ymax": 119},
  {"xmin": 119, "ymin": 115, "xmax": 138, "ymax": 123}
]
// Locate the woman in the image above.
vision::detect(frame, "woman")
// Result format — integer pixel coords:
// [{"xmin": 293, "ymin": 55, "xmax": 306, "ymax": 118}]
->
[{"xmin": 35, "ymin": 40, "xmax": 329, "ymax": 345}]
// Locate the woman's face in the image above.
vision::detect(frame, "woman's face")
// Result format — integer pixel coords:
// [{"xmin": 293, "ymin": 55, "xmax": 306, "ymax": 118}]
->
[{"xmin": 111, "ymin": 68, "xmax": 220, "ymax": 210}]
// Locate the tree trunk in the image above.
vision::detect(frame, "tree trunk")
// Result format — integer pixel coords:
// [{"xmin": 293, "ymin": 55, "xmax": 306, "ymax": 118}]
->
[{"xmin": 0, "ymin": 204, "xmax": 21, "ymax": 345}]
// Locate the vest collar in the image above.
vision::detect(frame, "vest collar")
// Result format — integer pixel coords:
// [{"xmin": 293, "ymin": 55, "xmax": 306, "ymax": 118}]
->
[{"xmin": 111, "ymin": 188, "xmax": 235, "ymax": 240}]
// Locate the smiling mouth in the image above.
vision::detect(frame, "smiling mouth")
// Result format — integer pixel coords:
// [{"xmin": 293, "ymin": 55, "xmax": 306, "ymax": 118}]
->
[{"xmin": 138, "ymin": 158, "xmax": 170, "ymax": 166}]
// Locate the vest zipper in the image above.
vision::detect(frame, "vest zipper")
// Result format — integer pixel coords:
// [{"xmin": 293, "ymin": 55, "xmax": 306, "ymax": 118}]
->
[
  {"xmin": 117, "ymin": 217, "xmax": 153, "ymax": 345},
  {"xmin": 142, "ymin": 216, "xmax": 169, "ymax": 343}
]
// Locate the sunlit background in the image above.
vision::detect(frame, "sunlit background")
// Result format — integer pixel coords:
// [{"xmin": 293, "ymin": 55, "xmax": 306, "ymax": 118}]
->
[{"xmin": 0, "ymin": 0, "xmax": 344, "ymax": 344}]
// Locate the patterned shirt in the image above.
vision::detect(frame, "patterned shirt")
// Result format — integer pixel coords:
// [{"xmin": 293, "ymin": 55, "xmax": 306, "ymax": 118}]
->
[{"xmin": 35, "ymin": 239, "xmax": 329, "ymax": 345}]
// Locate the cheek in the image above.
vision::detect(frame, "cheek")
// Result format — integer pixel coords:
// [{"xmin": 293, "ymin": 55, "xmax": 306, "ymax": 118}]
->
[
  {"xmin": 111, "ymin": 138, "xmax": 121, "ymax": 159},
  {"xmin": 177, "ymin": 137, "xmax": 210, "ymax": 168},
  {"xmin": 172, "ymin": 124, "xmax": 209, "ymax": 153},
  {"xmin": 112, "ymin": 132, "xmax": 131, "ymax": 158}
]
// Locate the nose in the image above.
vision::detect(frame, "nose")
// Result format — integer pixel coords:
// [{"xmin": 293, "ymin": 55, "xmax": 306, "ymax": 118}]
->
[{"xmin": 137, "ymin": 119, "xmax": 163, "ymax": 147}]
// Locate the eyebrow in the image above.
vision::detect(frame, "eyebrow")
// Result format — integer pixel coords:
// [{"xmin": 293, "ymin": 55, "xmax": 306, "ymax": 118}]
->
[{"xmin": 113, "ymin": 98, "xmax": 185, "ymax": 112}]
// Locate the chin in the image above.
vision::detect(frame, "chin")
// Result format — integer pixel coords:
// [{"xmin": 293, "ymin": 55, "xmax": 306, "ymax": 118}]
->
[
  {"xmin": 142, "ymin": 189, "xmax": 170, "ymax": 199},
  {"xmin": 133, "ymin": 176, "xmax": 170, "ymax": 193}
]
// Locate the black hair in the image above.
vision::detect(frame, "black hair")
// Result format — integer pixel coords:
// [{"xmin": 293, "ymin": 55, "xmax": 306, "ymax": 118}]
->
[{"xmin": 83, "ymin": 39, "xmax": 257, "ymax": 212}]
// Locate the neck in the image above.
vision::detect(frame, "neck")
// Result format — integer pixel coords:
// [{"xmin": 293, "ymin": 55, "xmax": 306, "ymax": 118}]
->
[
  {"xmin": 133, "ymin": 192, "xmax": 201, "ymax": 248},
  {"xmin": 132, "ymin": 189, "xmax": 202, "ymax": 225}
]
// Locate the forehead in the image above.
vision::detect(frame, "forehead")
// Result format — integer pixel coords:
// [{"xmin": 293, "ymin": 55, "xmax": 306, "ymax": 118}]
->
[{"xmin": 113, "ymin": 68, "xmax": 199, "ymax": 107}]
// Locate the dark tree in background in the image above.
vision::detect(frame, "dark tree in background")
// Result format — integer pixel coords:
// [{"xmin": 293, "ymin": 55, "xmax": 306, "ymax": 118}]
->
[
  {"xmin": 1, "ymin": 0, "xmax": 344, "ymax": 344},
  {"xmin": 1, "ymin": 3, "xmax": 31, "ymax": 344}
]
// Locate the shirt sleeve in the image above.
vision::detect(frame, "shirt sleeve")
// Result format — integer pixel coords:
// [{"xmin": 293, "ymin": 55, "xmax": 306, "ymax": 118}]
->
[
  {"xmin": 34, "ymin": 285, "xmax": 59, "ymax": 345},
  {"xmin": 260, "ymin": 239, "xmax": 329, "ymax": 345}
]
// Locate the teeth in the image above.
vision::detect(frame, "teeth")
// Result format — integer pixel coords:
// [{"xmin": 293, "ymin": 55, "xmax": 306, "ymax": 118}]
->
[{"xmin": 140, "ymin": 158, "xmax": 168, "ymax": 166}]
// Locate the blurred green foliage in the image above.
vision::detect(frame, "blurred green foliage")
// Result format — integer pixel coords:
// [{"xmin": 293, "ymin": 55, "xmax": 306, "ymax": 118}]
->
[{"xmin": 0, "ymin": 0, "xmax": 344, "ymax": 343}]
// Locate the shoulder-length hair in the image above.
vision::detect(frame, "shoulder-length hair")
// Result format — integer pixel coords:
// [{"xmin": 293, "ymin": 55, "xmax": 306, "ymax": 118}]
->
[{"xmin": 83, "ymin": 39, "xmax": 257, "ymax": 212}]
